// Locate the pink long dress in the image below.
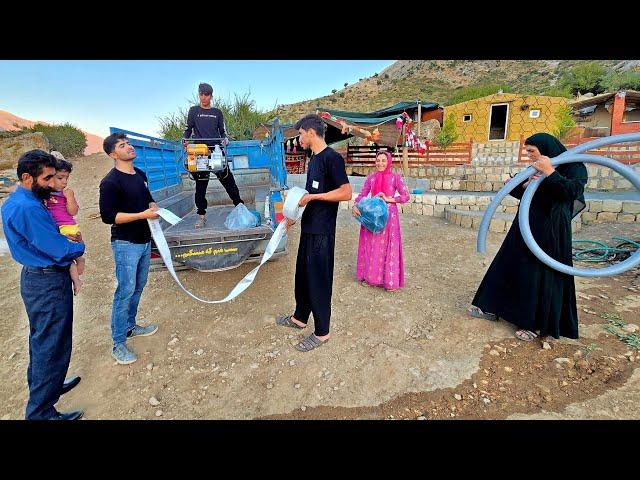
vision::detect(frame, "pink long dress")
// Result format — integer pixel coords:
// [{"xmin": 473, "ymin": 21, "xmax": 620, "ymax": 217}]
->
[{"xmin": 354, "ymin": 171, "xmax": 410, "ymax": 290}]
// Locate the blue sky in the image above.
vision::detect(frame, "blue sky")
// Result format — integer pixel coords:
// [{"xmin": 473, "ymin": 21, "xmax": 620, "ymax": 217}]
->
[{"xmin": 0, "ymin": 60, "xmax": 394, "ymax": 138}]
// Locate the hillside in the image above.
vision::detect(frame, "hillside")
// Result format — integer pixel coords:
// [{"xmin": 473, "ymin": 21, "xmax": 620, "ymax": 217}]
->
[
  {"xmin": 274, "ymin": 60, "xmax": 639, "ymax": 122},
  {"xmin": 0, "ymin": 110, "xmax": 103, "ymax": 156}
]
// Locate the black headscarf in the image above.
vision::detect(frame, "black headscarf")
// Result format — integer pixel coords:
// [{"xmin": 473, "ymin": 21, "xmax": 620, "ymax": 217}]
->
[{"xmin": 524, "ymin": 132, "xmax": 586, "ymax": 218}]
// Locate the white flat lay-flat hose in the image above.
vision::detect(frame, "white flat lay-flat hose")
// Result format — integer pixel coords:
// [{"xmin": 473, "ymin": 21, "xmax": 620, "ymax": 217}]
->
[{"xmin": 148, "ymin": 186, "xmax": 308, "ymax": 303}]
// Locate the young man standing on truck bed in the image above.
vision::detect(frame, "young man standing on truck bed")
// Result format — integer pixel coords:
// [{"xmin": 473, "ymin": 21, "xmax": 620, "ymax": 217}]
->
[
  {"xmin": 182, "ymin": 82, "xmax": 244, "ymax": 229},
  {"xmin": 99, "ymin": 133, "xmax": 160, "ymax": 365},
  {"xmin": 275, "ymin": 114, "xmax": 352, "ymax": 352}
]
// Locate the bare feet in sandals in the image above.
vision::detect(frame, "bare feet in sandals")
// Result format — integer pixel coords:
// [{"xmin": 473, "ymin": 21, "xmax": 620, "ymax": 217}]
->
[
  {"xmin": 468, "ymin": 306, "xmax": 498, "ymax": 321},
  {"xmin": 195, "ymin": 215, "xmax": 206, "ymax": 229},
  {"xmin": 515, "ymin": 329, "xmax": 538, "ymax": 342}
]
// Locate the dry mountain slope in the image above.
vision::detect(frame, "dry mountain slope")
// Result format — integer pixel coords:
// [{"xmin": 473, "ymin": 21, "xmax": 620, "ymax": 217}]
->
[{"xmin": 274, "ymin": 60, "xmax": 634, "ymax": 122}]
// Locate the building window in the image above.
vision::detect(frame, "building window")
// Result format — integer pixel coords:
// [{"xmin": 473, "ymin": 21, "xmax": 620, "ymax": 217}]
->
[
  {"xmin": 529, "ymin": 109, "xmax": 540, "ymax": 119},
  {"xmin": 463, "ymin": 114, "xmax": 472, "ymax": 122}
]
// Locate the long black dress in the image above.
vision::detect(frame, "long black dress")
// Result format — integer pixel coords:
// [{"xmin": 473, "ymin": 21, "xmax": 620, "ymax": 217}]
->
[{"xmin": 472, "ymin": 162, "xmax": 588, "ymax": 339}]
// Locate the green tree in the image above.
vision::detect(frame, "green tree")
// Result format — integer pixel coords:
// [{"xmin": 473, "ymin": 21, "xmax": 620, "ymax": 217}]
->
[
  {"xmin": 552, "ymin": 105, "xmax": 576, "ymax": 141},
  {"xmin": 344, "ymin": 82, "xmax": 348, "ymax": 88},
  {"xmin": 436, "ymin": 114, "xmax": 459, "ymax": 149},
  {"xmin": 601, "ymin": 71, "xmax": 640, "ymax": 92},
  {"xmin": 557, "ymin": 62, "xmax": 607, "ymax": 95},
  {"xmin": 331, "ymin": 89, "xmax": 337, "ymax": 94}
]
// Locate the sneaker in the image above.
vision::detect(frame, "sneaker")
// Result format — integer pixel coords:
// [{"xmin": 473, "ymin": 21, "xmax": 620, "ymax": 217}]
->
[
  {"xmin": 112, "ymin": 343, "xmax": 137, "ymax": 365},
  {"xmin": 127, "ymin": 324, "xmax": 158, "ymax": 339}
]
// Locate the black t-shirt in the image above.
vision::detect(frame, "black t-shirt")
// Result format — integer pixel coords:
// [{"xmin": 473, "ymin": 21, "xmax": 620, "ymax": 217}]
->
[
  {"xmin": 182, "ymin": 105, "xmax": 226, "ymax": 148},
  {"xmin": 99, "ymin": 167, "xmax": 155, "ymax": 244},
  {"xmin": 301, "ymin": 147, "xmax": 349, "ymax": 235}
]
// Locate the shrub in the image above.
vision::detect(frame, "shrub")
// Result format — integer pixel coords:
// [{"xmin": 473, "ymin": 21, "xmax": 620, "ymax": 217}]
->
[
  {"xmin": 601, "ymin": 71, "xmax": 640, "ymax": 92},
  {"xmin": 552, "ymin": 105, "xmax": 576, "ymax": 141},
  {"xmin": 158, "ymin": 91, "xmax": 275, "ymax": 141},
  {"xmin": 436, "ymin": 114, "xmax": 458, "ymax": 149},
  {"xmin": 15, "ymin": 122, "xmax": 87, "ymax": 157},
  {"xmin": 446, "ymin": 84, "xmax": 512, "ymax": 105}
]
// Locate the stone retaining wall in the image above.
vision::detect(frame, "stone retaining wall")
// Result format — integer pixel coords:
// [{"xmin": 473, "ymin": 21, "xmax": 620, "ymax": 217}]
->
[
  {"xmin": 340, "ymin": 191, "xmax": 640, "ymax": 233},
  {"xmin": 346, "ymin": 163, "xmax": 640, "ymax": 193}
]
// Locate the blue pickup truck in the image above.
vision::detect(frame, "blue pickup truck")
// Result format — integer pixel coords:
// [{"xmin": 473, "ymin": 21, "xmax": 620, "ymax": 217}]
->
[{"xmin": 109, "ymin": 119, "xmax": 290, "ymax": 272}]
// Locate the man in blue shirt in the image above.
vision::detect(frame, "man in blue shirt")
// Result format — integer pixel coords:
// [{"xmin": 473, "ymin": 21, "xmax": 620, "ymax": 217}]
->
[{"xmin": 1, "ymin": 150, "xmax": 86, "ymax": 420}]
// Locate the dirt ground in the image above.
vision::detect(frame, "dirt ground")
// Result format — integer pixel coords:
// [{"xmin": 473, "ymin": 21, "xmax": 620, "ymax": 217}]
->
[{"xmin": 0, "ymin": 154, "xmax": 639, "ymax": 420}]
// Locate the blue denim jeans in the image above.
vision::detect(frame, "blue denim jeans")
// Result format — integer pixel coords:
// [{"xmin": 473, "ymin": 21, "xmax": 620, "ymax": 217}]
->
[
  {"xmin": 20, "ymin": 266, "xmax": 73, "ymax": 420},
  {"xmin": 110, "ymin": 240, "xmax": 151, "ymax": 346}
]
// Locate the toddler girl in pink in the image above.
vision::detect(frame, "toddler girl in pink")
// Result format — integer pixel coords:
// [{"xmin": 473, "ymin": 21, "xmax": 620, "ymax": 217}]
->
[{"xmin": 45, "ymin": 159, "xmax": 85, "ymax": 295}]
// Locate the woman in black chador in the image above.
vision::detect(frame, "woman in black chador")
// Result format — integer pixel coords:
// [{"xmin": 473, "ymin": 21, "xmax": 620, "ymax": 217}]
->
[{"xmin": 469, "ymin": 132, "xmax": 588, "ymax": 342}]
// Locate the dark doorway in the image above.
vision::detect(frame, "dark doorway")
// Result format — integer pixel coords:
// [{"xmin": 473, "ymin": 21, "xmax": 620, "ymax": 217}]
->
[{"xmin": 489, "ymin": 104, "xmax": 508, "ymax": 140}]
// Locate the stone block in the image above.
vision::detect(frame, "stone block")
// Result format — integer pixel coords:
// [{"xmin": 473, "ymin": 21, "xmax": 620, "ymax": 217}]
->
[
  {"xmin": 588, "ymin": 200, "xmax": 603, "ymax": 213},
  {"xmin": 601, "ymin": 179, "xmax": 615, "ymax": 190},
  {"xmin": 422, "ymin": 194, "xmax": 436, "ymax": 205},
  {"xmin": 618, "ymin": 214, "xmax": 636, "ymax": 223},
  {"xmin": 622, "ymin": 202, "xmax": 640, "ymax": 214},
  {"xmin": 601, "ymin": 200, "xmax": 622, "ymax": 213},
  {"xmin": 489, "ymin": 219, "xmax": 506, "ymax": 233},
  {"xmin": 597, "ymin": 212, "xmax": 618, "ymax": 222}
]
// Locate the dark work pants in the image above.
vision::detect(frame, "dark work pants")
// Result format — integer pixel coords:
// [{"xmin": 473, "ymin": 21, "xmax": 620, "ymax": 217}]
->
[
  {"xmin": 193, "ymin": 167, "xmax": 244, "ymax": 215},
  {"xmin": 20, "ymin": 266, "xmax": 73, "ymax": 420},
  {"xmin": 293, "ymin": 232, "xmax": 336, "ymax": 336}
]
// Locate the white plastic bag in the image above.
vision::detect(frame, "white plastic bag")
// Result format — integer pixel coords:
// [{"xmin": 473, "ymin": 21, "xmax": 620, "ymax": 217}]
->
[{"xmin": 224, "ymin": 203, "xmax": 259, "ymax": 230}]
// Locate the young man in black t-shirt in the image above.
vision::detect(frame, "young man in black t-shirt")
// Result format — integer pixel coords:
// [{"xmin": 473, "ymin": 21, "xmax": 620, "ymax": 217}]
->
[
  {"xmin": 99, "ymin": 133, "xmax": 161, "ymax": 365},
  {"xmin": 182, "ymin": 83, "xmax": 244, "ymax": 228},
  {"xmin": 276, "ymin": 114, "xmax": 352, "ymax": 352}
]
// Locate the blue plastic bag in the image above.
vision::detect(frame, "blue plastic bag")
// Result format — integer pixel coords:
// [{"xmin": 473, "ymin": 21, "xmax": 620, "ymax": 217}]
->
[
  {"xmin": 355, "ymin": 196, "xmax": 389, "ymax": 233},
  {"xmin": 224, "ymin": 203, "xmax": 260, "ymax": 230}
]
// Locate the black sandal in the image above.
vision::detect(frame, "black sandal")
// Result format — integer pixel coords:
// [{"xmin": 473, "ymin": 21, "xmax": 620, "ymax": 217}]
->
[{"xmin": 294, "ymin": 333, "xmax": 329, "ymax": 352}]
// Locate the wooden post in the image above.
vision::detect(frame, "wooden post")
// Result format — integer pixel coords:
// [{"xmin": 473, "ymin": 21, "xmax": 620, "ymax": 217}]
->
[
  {"xmin": 517, "ymin": 135, "xmax": 524, "ymax": 163},
  {"xmin": 403, "ymin": 146, "xmax": 409, "ymax": 177},
  {"xmin": 417, "ymin": 100, "xmax": 422, "ymax": 138}
]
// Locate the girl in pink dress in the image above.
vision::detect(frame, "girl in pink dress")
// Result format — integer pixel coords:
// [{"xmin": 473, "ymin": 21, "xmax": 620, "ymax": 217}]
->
[{"xmin": 352, "ymin": 150, "xmax": 410, "ymax": 291}]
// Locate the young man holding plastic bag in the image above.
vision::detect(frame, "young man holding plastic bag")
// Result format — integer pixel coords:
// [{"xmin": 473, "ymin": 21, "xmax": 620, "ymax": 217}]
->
[{"xmin": 275, "ymin": 114, "xmax": 352, "ymax": 352}]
